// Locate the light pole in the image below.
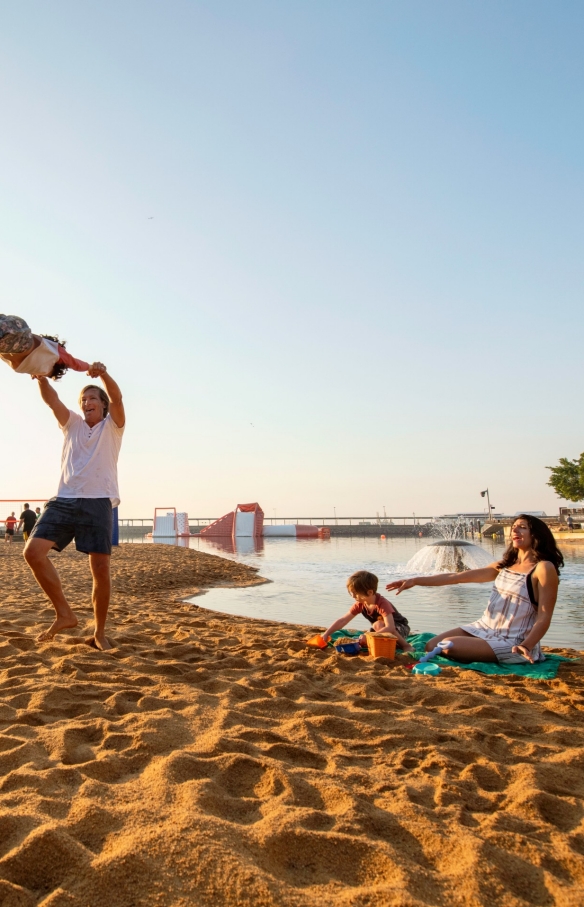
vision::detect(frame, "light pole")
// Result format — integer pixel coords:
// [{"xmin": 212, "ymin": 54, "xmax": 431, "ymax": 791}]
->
[{"xmin": 480, "ymin": 489, "xmax": 495, "ymax": 522}]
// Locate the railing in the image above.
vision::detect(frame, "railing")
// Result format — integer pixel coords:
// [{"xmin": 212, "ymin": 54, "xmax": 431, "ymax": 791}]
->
[{"xmin": 118, "ymin": 516, "xmax": 436, "ymax": 530}]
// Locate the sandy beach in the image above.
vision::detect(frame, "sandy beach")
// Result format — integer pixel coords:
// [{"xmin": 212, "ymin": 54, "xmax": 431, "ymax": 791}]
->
[{"xmin": 0, "ymin": 543, "xmax": 583, "ymax": 907}]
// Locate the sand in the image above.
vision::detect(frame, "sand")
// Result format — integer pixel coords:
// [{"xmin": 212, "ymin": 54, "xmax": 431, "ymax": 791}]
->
[{"xmin": 0, "ymin": 543, "xmax": 583, "ymax": 907}]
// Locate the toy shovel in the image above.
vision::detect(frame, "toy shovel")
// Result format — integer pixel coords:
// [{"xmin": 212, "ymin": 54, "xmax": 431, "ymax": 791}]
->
[
  {"xmin": 306, "ymin": 635, "xmax": 328, "ymax": 649},
  {"xmin": 405, "ymin": 639, "xmax": 453, "ymax": 670}
]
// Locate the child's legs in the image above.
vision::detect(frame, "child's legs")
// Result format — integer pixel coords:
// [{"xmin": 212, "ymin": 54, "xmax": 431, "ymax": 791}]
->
[
  {"xmin": 372, "ymin": 617, "xmax": 411, "ymax": 650},
  {"xmin": 0, "ymin": 315, "xmax": 34, "ymax": 355}
]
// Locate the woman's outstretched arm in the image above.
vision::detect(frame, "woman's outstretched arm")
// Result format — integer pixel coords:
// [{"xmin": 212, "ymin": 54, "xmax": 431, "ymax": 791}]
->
[{"xmin": 386, "ymin": 564, "xmax": 499, "ymax": 595}]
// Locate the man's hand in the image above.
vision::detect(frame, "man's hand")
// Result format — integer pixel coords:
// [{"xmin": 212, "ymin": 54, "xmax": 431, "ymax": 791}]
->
[{"xmin": 86, "ymin": 362, "xmax": 108, "ymax": 378}]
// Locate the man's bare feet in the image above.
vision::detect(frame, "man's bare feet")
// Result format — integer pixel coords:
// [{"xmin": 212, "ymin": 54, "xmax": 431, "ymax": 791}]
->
[
  {"xmin": 37, "ymin": 611, "xmax": 78, "ymax": 642},
  {"xmin": 83, "ymin": 634, "xmax": 113, "ymax": 651}
]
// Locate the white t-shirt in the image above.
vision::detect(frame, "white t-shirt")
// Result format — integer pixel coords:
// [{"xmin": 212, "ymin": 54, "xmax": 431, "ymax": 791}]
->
[
  {"xmin": 15, "ymin": 337, "xmax": 60, "ymax": 375},
  {"xmin": 57, "ymin": 411, "xmax": 124, "ymax": 507}
]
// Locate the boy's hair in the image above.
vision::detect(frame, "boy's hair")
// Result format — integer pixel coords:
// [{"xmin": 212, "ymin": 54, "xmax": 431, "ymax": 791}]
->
[
  {"xmin": 347, "ymin": 570, "xmax": 379, "ymax": 595},
  {"xmin": 42, "ymin": 335, "xmax": 67, "ymax": 380}
]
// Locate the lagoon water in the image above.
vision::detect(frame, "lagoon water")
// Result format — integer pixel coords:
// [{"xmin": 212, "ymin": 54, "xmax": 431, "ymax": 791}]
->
[{"xmin": 172, "ymin": 534, "xmax": 584, "ymax": 650}]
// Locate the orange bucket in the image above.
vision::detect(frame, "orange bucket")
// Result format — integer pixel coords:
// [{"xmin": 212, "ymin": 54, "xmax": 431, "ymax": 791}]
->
[{"xmin": 366, "ymin": 632, "xmax": 397, "ymax": 660}]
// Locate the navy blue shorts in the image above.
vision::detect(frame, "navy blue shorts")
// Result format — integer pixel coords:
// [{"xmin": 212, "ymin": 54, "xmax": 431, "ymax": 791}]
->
[{"xmin": 30, "ymin": 497, "xmax": 113, "ymax": 555}]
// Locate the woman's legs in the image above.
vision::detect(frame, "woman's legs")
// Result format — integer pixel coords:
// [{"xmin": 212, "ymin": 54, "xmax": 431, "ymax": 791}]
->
[{"xmin": 425, "ymin": 627, "xmax": 497, "ymax": 663}]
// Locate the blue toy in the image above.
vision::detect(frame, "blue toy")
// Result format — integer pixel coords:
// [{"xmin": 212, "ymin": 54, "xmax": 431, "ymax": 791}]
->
[
  {"xmin": 418, "ymin": 639, "xmax": 453, "ymax": 663},
  {"xmin": 412, "ymin": 662, "xmax": 441, "ymax": 676},
  {"xmin": 334, "ymin": 640, "xmax": 361, "ymax": 655}
]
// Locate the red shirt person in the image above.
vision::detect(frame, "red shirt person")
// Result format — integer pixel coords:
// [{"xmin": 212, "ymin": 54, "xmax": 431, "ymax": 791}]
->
[{"xmin": 4, "ymin": 513, "xmax": 17, "ymax": 543}]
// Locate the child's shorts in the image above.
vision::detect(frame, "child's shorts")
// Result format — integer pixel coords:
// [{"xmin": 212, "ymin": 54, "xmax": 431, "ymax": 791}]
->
[{"xmin": 0, "ymin": 314, "xmax": 33, "ymax": 354}]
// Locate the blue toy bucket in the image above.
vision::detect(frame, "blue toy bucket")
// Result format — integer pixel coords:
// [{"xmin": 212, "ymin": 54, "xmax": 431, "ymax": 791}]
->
[{"xmin": 334, "ymin": 640, "xmax": 361, "ymax": 655}]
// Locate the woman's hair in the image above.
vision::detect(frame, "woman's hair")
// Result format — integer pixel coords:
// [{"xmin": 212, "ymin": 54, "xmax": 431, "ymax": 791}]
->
[
  {"xmin": 498, "ymin": 514, "xmax": 564, "ymax": 575},
  {"xmin": 42, "ymin": 335, "xmax": 67, "ymax": 381},
  {"xmin": 347, "ymin": 570, "xmax": 379, "ymax": 595},
  {"xmin": 79, "ymin": 384, "xmax": 110, "ymax": 417}
]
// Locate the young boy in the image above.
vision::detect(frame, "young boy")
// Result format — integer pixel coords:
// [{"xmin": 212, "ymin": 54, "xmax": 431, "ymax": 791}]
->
[
  {"xmin": 322, "ymin": 570, "xmax": 413, "ymax": 652},
  {"xmin": 0, "ymin": 314, "xmax": 90, "ymax": 380}
]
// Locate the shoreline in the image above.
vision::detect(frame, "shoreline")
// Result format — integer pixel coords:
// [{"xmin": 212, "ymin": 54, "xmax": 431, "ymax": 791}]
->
[{"xmin": 0, "ymin": 544, "xmax": 583, "ymax": 906}]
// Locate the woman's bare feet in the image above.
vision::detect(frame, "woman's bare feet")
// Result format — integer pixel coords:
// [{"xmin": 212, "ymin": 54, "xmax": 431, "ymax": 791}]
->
[{"xmin": 37, "ymin": 610, "xmax": 78, "ymax": 642}]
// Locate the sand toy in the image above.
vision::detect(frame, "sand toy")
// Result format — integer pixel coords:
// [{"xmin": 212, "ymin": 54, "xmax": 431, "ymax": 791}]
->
[
  {"xmin": 412, "ymin": 662, "xmax": 441, "ymax": 676},
  {"xmin": 365, "ymin": 632, "xmax": 397, "ymax": 660},
  {"xmin": 334, "ymin": 638, "xmax": 361, "ymax": 655},
  {"xmin": 306, "ymin": 634, "xmax": 328, "ymax": 649},
  {"xmin": 418, "ymin": 640, "xmax": 453, "ymax": 662},
  {"xmin": 405, "ymin": 639, "xmax": 452, "ymax": 672}
]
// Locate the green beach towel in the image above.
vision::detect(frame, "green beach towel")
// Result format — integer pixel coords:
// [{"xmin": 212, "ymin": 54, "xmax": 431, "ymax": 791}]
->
[
  {"xmin": 331, "ymin": 629, "xmax": 575, "ymax": 679},
  {"xmin": 408, "ymin": 632, "xmax": 574, "ymax": 679}
]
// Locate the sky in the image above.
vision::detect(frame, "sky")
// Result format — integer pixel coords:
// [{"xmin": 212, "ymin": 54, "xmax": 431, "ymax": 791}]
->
[{"xmin": 1, "ymin": 1, "xmax": 582, "ymax": 519}]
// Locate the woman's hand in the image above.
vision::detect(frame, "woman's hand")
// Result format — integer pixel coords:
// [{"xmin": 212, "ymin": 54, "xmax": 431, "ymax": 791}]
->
[
  {"xmin": 385, "ymin": 578, "xmax": 416, "ymax": 595},
  {"xmin": 512, "ymin": 644, "xmax": 534, "ymax": 663}
]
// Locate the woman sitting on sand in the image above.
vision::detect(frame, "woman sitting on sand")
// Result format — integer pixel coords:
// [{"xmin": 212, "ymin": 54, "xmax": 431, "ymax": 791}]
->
[{"xmin": 386, "ymin": 515, "xmax": 564, "ymax": 665}]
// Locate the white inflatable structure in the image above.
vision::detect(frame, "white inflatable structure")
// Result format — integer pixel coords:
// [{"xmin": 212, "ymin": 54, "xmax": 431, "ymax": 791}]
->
[{"xmin": 152, "ymin": 508, "xmax": 191, "ymax": 540}]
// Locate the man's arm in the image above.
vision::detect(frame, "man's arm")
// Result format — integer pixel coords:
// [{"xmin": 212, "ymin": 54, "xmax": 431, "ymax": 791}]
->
[
  {"xmin": 36, "ymin": 377, "xmax": 70, "ymax": 427},
  {"xmin": 87, "ymin": 362, "xmax": 125, "ymax": 428}
]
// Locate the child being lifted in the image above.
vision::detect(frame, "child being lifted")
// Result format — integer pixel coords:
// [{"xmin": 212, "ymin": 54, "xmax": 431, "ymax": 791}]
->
[
  {"xmin": 322, "ymin": 570, "xmax": 414, "ymax": 652},
  {"xmin": 0, "ymin": 314, "xmax": 90, "ymax": 380}
]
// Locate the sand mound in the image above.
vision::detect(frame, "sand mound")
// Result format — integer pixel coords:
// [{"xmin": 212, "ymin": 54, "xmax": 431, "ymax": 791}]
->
[{"xmin": 0, "ymin": 545, "xmax": 583, "ymax": 906}]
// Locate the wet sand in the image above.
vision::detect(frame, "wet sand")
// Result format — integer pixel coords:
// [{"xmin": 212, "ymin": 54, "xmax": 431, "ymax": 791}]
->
[{"xmin": 0, "ymin": 543, "xmax": 583, "ymax": 906}]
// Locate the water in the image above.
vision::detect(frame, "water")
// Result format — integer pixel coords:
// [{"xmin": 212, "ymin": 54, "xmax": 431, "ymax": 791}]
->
[
  {"xmin": 146, "ymin": 534, "xmax": 584, "ymax": 650},
  {"xmin": 406, "ymin": 540, "xmax": 493, "ymax": 574}
]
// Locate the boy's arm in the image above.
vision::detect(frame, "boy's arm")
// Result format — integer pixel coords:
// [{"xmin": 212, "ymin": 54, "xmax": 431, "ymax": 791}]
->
[
  {"xmin": 322, "ymin": 612, "xmax": 354, "ymax": 642},
  {"xmin": 57, "ymin": 346, "xmax": 90, "ymax": 372},
  {"xmin": 36, "ymin": 377, "xmax": 70, "ymax": 427},
  {"xmin": 87, "ymin": 363, "xmax": 125, "ymax": 428}
]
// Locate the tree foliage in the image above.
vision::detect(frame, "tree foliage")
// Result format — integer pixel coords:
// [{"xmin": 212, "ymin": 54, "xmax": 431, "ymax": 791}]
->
[{"xmin": 547, "ymin": 452, "xmax": 584, "ymax": 502}]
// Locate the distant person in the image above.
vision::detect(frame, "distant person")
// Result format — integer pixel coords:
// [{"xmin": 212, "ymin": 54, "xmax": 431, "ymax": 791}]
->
[
  {"xmin": 35, "ymin": 506, "xmax": 42, "ymax": 521},
  {"xmin": 321, "ymin": 570, "xmax": 413, "ymax": 652},
  {"xmin": 0, "ymin": 313, "xmax": 91, "ymax": 379},
  {"xmin": 18, "ymin": 503, "xmax": 37, "ymax": 542},
  {"xmin": 566, "ymin": 514, "xmax": 574, "ymax": 531},
  {"xmin": 24, "ymin": 363, "xmax": 125, "ymax": 650},
  {"xmin": 4, "ymin": 512, "xmax": 17, "ymax": 544},
  {"xmin": 386, "ymin": 515, "xmax": 564, "ymax": 665}
]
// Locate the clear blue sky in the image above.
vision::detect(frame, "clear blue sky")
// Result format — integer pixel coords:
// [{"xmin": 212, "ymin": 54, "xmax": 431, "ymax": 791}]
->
[{"xmin": 1, "ymin": 1, "xmax": 582, "ymax": 517}]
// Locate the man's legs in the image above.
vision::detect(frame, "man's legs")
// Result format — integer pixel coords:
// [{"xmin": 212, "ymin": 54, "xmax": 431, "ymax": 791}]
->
[
  {"xmin": 88, "ymin": 553, "xmax": 112, "ymax": 651},
  {"xmin": 24, "ymin": 538, "xmax": 78, "ymax": 640}
]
